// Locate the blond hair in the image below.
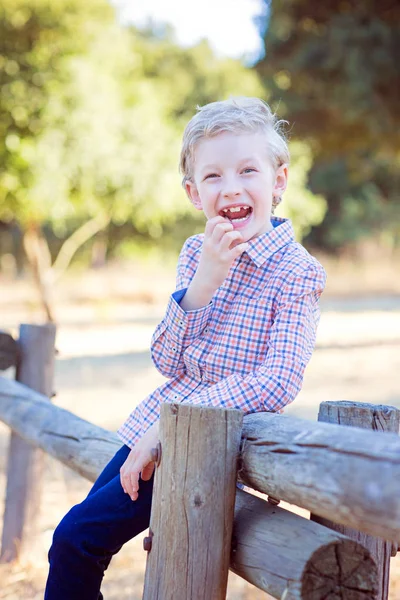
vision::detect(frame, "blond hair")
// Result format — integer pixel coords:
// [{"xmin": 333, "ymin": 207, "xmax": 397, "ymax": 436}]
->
[{"xmin": 180, "ymin": 97, "xmax": 290, "ymax": 187}]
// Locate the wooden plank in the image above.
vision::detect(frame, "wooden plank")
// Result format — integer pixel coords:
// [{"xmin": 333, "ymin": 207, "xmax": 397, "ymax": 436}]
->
[
  {"xmin": 0, "ymin": 331, "xmax": 19, "ymax": 371},
  {"xmin": 0, "ymin": 384, "xmax": 386, "ymax": 596},
  {"xmin": 142, "ymin": 402, "xmax": 243, "ymax": 600},
  {"xmin": 0, "ymin": 376, "xmax": 120, "ymax": 482},
  {"xmin": 1, "ymin": 324, "xmax": 56, "ymax": 562},
  {"xmin": 232, "ymin": 488, "xmax": 377, "ymax": 599},
  {"xmin": 239, "ymin": 411, "xmax": 400, "ymax": 542},
  {"xmin": 311, "ymin": 401, "xmax": 400, "ymax": 600},
  {"xmin": 1, "ymin": 378, "xmax": 400, "ymax": 544}
]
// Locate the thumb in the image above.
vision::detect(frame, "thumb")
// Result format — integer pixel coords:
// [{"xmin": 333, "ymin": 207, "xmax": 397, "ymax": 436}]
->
[{"xmin": 141, "ymin": 461, "xmax": 155, "ymax": 481}]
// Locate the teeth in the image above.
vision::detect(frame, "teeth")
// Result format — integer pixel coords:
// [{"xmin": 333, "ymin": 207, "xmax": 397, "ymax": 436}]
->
[{"xmin": 222, "ymin": 206, "xmax": 249, "ymax": 214}]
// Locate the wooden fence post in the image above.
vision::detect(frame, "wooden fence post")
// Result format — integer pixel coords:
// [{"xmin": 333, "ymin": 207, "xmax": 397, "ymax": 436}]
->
[
  {"xmin": 142, "ymin": 402, "xmax": 243, "ymax": 600},
  {"xmin": 0, "ymin": 331, "xmax": 19, "ymax": 372},
  {"xmin": 0, "ymin": 323, "xmax": 56, "ymax": 562},
  {"xmin": 311, "ymin": 401, "xmax": 400, "ymax": 600}
]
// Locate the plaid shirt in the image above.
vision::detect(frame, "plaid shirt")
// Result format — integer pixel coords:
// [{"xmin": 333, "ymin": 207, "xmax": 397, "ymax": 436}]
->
[{"xmin": 118, "ymin": 217, "xmax": 326, "ymax": 448}]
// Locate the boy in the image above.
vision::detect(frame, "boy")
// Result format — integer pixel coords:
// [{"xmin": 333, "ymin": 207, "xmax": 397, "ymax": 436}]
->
[{"xmin": 45, "ymin": 97, "xmax": 326, "ymax": 600}]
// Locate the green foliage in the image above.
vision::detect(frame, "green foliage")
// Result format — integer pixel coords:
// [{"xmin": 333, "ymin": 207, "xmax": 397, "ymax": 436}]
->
[
  {"xmin": 0, "ymin": 0, "xmax": 327, "ymax": 258},
  {"xmin": 256, "ymin": 0, "xmax": 400, "ymax": 249},
  {"xmin": 0, "ymin": 1, "xmax": 266, "ymax": 239},
  {"xmin": 0, "ymin": 0, "xmax": 116, "ymax": 225},
  {"xmin": 275, "ymin": 141, "xmax": 327, "ymax": 239}
]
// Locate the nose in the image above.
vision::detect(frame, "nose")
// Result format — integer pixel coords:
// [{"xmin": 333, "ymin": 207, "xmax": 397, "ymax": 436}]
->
[{"xmin": 221, "ymin": 174, "xmax": 242, "ymax": 199}]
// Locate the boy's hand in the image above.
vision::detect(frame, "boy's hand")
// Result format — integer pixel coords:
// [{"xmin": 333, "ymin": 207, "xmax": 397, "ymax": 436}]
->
[
  {"xmin": 199, "ymin": 216, "xmax": 249, "ymax": 289},
  {"xmin": 180, "ymin": 216, "xmax": 248, "ymax": 311},
  {"xmin": 120, "ymin": 421, "xmax": 160, "ymax": 501}
]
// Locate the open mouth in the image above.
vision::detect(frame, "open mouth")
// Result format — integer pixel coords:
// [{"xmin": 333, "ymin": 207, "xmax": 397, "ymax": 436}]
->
[{"xmin": 219, "ymin": 205, "xmax": 253, "ymax": 222}]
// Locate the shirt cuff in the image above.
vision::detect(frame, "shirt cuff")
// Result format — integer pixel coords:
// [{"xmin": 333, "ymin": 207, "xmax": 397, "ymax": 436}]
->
[{"xmin": 165, "ymin": 288, "xmax": 212, "ymax": 344}]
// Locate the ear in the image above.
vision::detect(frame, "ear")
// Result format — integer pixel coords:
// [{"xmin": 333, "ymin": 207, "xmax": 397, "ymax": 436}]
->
[
  {"xmin": 185, "ymin": 180, "xmax": 203, "ymax": 211},
  {"xmin": 273, "ymin": 163, "xmax": 288, "ymax": 197}
]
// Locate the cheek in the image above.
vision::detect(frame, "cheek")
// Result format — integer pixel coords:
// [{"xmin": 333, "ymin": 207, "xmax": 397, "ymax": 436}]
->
[
  {"xmin": 248, "ymin": 179, "xmax": 272, "ymax": 197},
  {"xmin": 199, "ymin": 187, "xmax": 218, "ymax": 207}
]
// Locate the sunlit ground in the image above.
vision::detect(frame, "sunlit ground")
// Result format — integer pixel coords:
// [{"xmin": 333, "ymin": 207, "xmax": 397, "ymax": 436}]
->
[{"xmin": 0, "ymin": 256, "xmax": 399, "ymax": 599}]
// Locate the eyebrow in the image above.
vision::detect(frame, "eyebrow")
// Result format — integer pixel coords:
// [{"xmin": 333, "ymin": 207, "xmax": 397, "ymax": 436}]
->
[{"xmin": 200, "ymin": 157, "xmax": 259, "ymax": 173}]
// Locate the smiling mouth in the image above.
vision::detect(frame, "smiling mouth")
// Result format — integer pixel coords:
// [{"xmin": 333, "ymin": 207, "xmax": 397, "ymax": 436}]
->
[{"xmin": 219, "ymin": 206, "xmax": 253, "ymax": 221}]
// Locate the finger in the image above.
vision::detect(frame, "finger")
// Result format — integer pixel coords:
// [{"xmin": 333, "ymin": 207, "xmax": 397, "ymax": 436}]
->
[
  {"xmin": 141, "ymin": 462, "xmax": 155, "ymax": 481},
  {"xmin": 120, "ymin": 469, "xmax": 128, "ymax": 494},
  {"xmin": 219, "ymin": 230, "xmax": 244, "ymax": 251},
  {"xmin": 129, "ymin": 472, "xmax": 139, "ymax": 501},
  {"xmin": 229, "ymin": 242, "xmax": 249, "ymax": 257},
  {"xmin": 205, "ymin": 216, "xmax": 230, "ymax": 237},
  {"xmin": 120, "ymin": 451, "xmax": 136, "ymax": 494},
  {"xmin": 122, "ymin": 473, "xmax": 133, "ymax": 497},
  {"xmin": 211, "ymin": 222, "xmax": 235, "ymax": 244},
  {"xmin": 121, "ymin": 458, "xmax": 138, "ymax": 498}
]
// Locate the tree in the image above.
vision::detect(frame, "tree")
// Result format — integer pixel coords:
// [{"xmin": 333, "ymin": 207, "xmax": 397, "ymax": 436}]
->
[
  {"xmin": 0, "ymin": 0, "xmax": 120, "ymax": 318},
  {"xmin": 255, "ymin": 0, "xmax": 400, "ymax": 250},
  {"xmin": 0, "ymin": 0, "xmax": 327, "ymax": 321},
  {"xmin": 0, "ymin": 2, "xmax": 265, "ymax": 319}
]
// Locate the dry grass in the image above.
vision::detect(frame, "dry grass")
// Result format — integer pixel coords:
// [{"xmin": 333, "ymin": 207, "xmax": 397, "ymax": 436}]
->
[{"xmin": 0, "ymin": 258, "xmax": 399, "ymax": 599}]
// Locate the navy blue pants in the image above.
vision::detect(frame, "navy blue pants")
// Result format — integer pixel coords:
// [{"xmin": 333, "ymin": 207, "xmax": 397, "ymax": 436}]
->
[{"xmin": 45, "ymin": 445, "xmax": 154, "ymax": 600}]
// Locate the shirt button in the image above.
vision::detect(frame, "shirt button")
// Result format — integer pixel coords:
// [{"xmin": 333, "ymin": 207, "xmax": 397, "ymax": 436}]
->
[{"xmin": 204, "ymin": 327, "xmax": 209, "ymax": 334}]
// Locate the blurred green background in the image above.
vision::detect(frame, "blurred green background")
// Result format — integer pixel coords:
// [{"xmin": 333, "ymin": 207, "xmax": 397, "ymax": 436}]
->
[{"xmin": 0, "ymin": 0, "xmax": 399, "ymax": 319}]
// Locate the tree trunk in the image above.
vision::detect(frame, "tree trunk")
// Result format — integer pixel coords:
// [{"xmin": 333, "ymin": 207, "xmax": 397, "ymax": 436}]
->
[
  {"xmin": 22, "ymin": 215, "xmax": 110, "ymax": 323},
  {"xmin": 22, "ymin": 224, "xmax": 54, "ymax": 322}
]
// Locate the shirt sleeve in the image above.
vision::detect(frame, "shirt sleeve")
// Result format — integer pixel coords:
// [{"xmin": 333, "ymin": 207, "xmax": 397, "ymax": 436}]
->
[
  {"xmin": 186, "ymin": 264, "xmax": 326, "ymax": 413},
  {"xmin": 151, "ymin": 236, "xmax": 213, "ymax": 378}
]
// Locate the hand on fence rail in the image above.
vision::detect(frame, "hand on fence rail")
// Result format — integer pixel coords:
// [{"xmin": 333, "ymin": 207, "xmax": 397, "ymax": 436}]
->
[{"xmin": 120, "ymin": 421, "xmax": 160, "ymax": 501}]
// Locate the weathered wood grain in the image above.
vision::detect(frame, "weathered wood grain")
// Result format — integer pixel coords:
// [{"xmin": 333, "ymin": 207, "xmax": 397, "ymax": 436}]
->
[
  {"xmin": 311, "ymin": 401, "xmax": 400, "ymax": 600},
  {"xmin": 0, "ymin": 376, "xmax": 120, "ymax": 482},
  {"xmin": 239, "ymin": 411, "xmax": 400, "ymax": 542},
  {"xmin": 142, "ymin": 402, "xmax": 243, "ymax": 600},
  {"xmin": 0, "ymin": 385, "xmax": 383, "ymax": 596},
  {"xmin": 0, "ymin": 331, "xmax": 19, "ymax": 371},
  {"xmin": 1, "ymin": 324, "xmax": 56, "ymax": 562},
  {"xmin": 232, "ymin": 488, "xmax": 377, "ymax": 599}
]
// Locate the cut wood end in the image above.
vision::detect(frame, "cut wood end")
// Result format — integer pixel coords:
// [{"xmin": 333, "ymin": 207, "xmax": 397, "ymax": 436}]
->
[{"xmin": 301, "ymin": 540, "xmax": 378, "ymax": 600}]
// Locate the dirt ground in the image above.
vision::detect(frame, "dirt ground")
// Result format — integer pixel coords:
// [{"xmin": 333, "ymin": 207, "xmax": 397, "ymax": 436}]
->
[{"xmin": 0, "ymin": 261, "xmax": 399, "ymax": 599}]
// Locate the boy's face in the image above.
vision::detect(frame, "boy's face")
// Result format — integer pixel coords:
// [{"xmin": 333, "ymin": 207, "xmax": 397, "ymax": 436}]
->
[{"xmin": 186, "ymin": 131, "xmax": 288, "ymax": 242}]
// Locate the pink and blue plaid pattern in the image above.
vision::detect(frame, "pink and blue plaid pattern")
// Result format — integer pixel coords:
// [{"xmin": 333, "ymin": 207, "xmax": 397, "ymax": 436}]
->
[{"xmin": 118, "ymin": 217, "xmax": 326, "ymax": 448}]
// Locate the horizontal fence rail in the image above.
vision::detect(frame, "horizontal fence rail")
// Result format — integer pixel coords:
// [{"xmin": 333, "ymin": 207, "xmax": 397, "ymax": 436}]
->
[
  {"xmin": 1, "ymin": 376, "xmax": 399, "ymax": 543},
  {"xmin": 239, "ymin": 411, "xmax": 400, "ymax": 543},
  {"xmin": 0, "ymin": 377, "xmax": 387, "ymax": 599}
]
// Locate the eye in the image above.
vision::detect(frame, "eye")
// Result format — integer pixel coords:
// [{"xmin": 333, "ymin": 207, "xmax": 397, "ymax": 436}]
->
[
  {"xmin": 242, "ymin": 167, "xmax": 256, "ymax": 174},
  {"xmin": 204, "ymin": 173, "xmax": 219, "ymax": 180}
]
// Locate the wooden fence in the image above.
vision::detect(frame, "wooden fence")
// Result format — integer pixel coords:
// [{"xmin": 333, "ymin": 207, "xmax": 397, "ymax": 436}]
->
[{"xmin": 0, "ymin": 325, "xmax": 399, "ymax": 599}]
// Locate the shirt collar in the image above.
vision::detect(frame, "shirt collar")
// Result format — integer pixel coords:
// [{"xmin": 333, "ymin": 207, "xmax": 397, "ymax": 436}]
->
[{"xmin": 245, "ymin": 217, "xmax": 295, "ymax": 267}]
